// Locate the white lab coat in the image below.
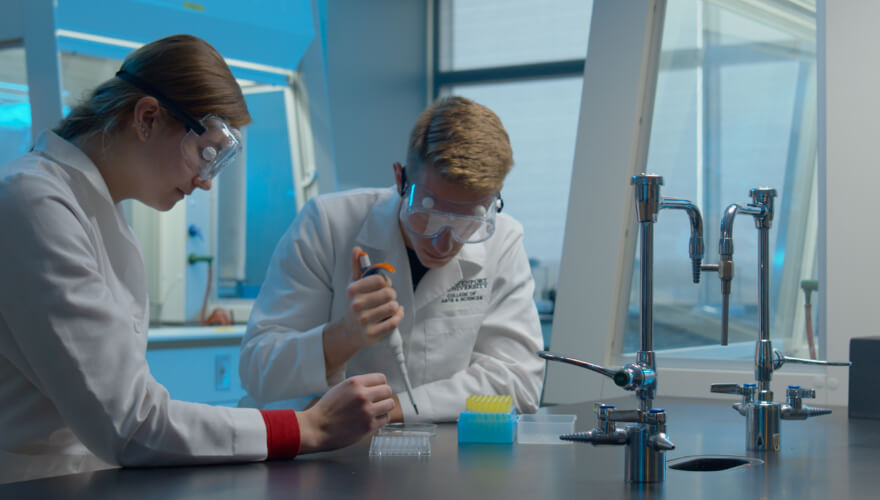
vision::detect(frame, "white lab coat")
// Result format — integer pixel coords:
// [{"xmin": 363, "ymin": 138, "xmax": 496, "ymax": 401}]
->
[
  {"xmin": 0, "ymin": 131, "xmax": 267, "ymax": 484},
  {"xmin": 240, "ymin": 187, "xmax": 544, "ymax": 422}
]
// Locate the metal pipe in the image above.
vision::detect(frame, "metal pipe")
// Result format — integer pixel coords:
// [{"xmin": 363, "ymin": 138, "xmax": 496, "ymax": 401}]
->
[
  {"xmin": 782, "ymin": 357, "xmax": 852, "ymax": 367},
  {"xmin": 536, "ymin": 351, "xmax": 619, "ymax": 379},
  {"xmin": 718, "ymin": 203, "xmax": 763, "ymax": 345},
  {"xmin": 758, "ymin": 226, "xmax": 770, "ymax": 342},
  {"xmin": 756, "ymin": 339, "xmax": 774, "ymax": 391},
  {"xmin": 635, "ymin": 351, "xmax": 655, "ymax": 411},
  {"xmin": 719, "ymin": 204, "xmax": 764, "ymax": 253},
  {"xmin": 773, "ymin": 351, "xmax": 852, "ymax": 368},
  {"xmin": 641, "ymin": 221, "xmax": 653, "ymax": 353},
  {"xmin": 719, "ymin": 204, "xmax": 739, "ymax": 259},
  {"xmin": 659, "ymin": 197, "xmax": 705, "ymax": 283},
  {"xmin": 607, "ymin": 410, "xmax": 644, "ymax": 422},
  {"xmin": 721, "ymin": 295, "xmax": 730, "ymax": 346},
  {"xmin": 749, "ymin": 188, "xmax": 776, "ymax": 343},
  {"xmin": 718, "ymin": 204, "xmax": 737, "ymax": 345}
]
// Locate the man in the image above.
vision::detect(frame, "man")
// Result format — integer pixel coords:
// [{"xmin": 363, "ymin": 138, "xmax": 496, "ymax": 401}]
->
[{"xmin": 240, "ymin": 97, "xmax": 544, "ymax": 422}]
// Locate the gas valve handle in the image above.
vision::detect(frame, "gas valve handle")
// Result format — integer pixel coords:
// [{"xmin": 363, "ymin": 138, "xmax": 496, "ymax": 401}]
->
[
  {"xmin": 772, "ymin": 350, "xmax": 852, "ymax": 369},
  {"xmin": 786, "ymin": 385, "xmax": 816, "ymax": 403}
]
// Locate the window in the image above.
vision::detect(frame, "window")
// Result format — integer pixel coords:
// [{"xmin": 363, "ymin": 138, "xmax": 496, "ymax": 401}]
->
[
  {"xmin": 623, "ymin": 0, "xmax": 817, "ymax": 359},
  {"xmin": 0, "ymin": 48, "xmax": 120, "ymax": 166},
  {"xmin": 217, "ymin": 80, "xmax": 316, "ymax": 300},
  {"xmin": 438, "ymin": 0, "xmax": 592, "ymax": 71},
  {"xmin": 435, "ymin": 0, "xmax": 594, "ymax": 348},
  {"xmin": 436, "ymin": 0, "xmax": 817, "ymax": 358},
  {"xmin": 0, "ymin": 46, "xmax": 33, "ymax": 166}
]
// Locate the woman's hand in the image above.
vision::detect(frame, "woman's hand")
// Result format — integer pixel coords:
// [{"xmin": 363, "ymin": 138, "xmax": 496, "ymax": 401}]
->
[{"xmin": 297, "ymin": 373, "xmax": 395, "ymax": 453}]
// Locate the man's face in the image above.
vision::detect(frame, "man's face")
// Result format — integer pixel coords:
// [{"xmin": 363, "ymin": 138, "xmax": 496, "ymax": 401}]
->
[{"xmin": 398, "ymin": 168, "xmax": 497, "ymax": 268}]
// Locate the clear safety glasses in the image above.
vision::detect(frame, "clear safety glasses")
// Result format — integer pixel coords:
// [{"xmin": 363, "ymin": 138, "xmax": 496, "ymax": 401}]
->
[
  {"xmin": 400, "ymin": 183, "xmax": 502, "ymax": 244},
  {"xmin": 179, "ymin": 115, "xmax": 242, "ymax": 180},
  {"xmin": 116, "ymin": 70, "xmax": 243, "ymax": 179}
]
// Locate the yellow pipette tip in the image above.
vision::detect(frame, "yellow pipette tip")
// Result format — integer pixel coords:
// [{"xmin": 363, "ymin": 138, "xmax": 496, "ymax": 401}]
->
[{"xmin": 465, "ymin": 395, "xmax": 513, "ymax": 413}]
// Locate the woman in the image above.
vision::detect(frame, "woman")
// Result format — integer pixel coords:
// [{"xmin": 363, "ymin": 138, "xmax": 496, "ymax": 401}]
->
[{"xmin": 0, "ymin": 34, "xmax": 393, "ymax": 484}]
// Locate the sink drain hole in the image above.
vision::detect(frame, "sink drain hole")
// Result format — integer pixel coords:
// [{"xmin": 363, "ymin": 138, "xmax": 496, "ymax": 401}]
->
[{"xmin": 668, "ymin": 456, "xmax": 762, "ymax": 472}]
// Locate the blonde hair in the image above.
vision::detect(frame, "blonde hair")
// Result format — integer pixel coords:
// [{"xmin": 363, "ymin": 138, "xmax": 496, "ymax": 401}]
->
[
  {"xmin": 55, "ymin": 34, "xmax": 249, "ymax": 141},
  {"xmin": 405, "ymin": 96, "xmax": 513, "ymax": 192}
]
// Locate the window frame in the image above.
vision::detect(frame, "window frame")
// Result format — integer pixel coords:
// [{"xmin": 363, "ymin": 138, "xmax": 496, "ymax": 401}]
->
[{"xmin": 432, "ymin": 0, "xmax": 830, "ymax": 405}]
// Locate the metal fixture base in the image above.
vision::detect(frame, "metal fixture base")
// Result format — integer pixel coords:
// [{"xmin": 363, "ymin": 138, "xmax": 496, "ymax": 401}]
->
[
  {"xmin": 624, "ymin": 424, "xmax": 667, "ymax": 483},
  {"xmin": 745, "ymin": 401, "xmax": 781, "ymax": 452}
]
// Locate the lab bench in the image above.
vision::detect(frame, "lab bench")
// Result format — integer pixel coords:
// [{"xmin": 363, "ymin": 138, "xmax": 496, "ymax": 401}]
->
[{"xmin": 2, "ymin": 396, "xmax": 877, "ymax": 499}]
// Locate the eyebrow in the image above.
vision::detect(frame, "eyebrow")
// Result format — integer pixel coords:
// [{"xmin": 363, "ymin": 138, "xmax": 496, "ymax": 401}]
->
[{"xmin": 416, "ymin": 186, "xmax": 496, "ymax": 206}]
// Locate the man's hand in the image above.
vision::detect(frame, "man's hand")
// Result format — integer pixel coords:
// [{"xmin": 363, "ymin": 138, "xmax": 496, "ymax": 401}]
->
[
  {"xmin": 390, "ymin": 395, "xmax": 403, "ymax": 423},
  {"xmin": 322, "ymin": 246, "xmax": 404, "ymax": 374},
  {"xmin": 297, "ymin": 373, "xmax": 395, "ymax": 453}
]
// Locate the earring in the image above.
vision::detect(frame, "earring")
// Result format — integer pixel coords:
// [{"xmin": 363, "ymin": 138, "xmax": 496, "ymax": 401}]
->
[{"xmin": 140, "ymin": 123, "xmax": 149, "ymax": 138}]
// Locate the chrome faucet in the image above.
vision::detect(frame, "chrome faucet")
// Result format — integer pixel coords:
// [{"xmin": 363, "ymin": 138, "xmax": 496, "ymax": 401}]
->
[
  {"xmin": 559, "ymin": 404, "xmax": 674, "ymax": 483},
  {"xmin": 705, "ymin": 187, "xmax": 851, "ymax": 452},
  {"xmin": 538, "ymin": 174, "xmax": 704, "ymax": 483}
]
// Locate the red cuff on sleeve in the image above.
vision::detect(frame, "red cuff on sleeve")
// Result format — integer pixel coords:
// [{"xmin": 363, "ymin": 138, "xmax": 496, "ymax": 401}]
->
[{"xmin": 259, "ymin": 409, "xmax": 301, "ymax": 459}]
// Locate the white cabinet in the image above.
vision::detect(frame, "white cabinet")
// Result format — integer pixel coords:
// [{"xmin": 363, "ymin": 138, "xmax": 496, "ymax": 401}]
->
[{"xmin": 146, "ymin": 327, "xmax": 247, "ymax": 407}]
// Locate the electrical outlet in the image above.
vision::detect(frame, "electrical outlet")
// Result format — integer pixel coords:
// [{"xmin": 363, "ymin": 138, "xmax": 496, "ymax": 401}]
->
[{"xmin": 215, "ymin": 354, "xmax": 231, "ymax": 391}]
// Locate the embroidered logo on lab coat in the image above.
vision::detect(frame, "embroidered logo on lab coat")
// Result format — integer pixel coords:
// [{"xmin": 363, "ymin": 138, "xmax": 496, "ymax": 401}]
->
[{"xmin": 441, "ymin": 278, "xmax": 488, "ymax": 304}]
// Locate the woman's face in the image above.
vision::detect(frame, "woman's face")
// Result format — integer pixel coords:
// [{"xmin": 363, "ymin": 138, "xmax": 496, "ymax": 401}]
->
[{"xmin": 135, "ymin": 116, "xmax": 211, "ymax": 211}]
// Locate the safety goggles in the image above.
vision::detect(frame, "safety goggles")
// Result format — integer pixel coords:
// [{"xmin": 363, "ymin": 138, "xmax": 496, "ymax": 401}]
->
[
  {"xmin": 400, "ymin": 183, "xmax": 502, "ymax": 243},
  {"xmin": 116, "ymin": 70, "xmax": 243, "ymax": 179},
  {"xmin": 179, "ymin": 115, "xmax": 242, "ymax": 179}
]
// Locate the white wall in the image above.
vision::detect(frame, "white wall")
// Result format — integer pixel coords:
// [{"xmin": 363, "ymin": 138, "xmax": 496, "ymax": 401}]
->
[
  {"xmin": 324, "ymin": 0, "xmax": 428, "ymax": 191},
  {"xmin": 818, "ymin": 0, "xmax": 880, "ymax": 406},
  {"xmin": 0, "ymin": 1, "xmax": 23, "ymax": 40},
  {"xmin": 299, "ymin": 0, "xmax": 338, "ymax": 194},
  {"xmin": 543, "ymin": 0, "xmax": 664, "ymax": 405}
]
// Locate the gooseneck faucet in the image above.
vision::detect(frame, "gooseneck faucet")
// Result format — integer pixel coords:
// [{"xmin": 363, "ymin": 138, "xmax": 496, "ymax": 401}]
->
[
  {"xmin": 706, "ymin": 187, "xmax": 851, "ymax": 452},
  {"xmin": 718, "ymin": 195, "xmax": 769, "ymax": 346},
  {"xmin": 538, "ymin": 174, "xmax": 704, "ymax": 483}
]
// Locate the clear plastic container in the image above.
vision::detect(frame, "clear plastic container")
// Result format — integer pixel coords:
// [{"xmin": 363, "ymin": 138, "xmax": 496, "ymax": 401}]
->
[
  {"xmin": 516, "ymin": 414, "xmax": 577, "ymax": 444},
  {"xmin": 368, "ymin": 434, "xmax": 431, "ymax": 456},
  {"xmin": 377, "ymin": 423, "xmax": 438, "ymax": 437}
]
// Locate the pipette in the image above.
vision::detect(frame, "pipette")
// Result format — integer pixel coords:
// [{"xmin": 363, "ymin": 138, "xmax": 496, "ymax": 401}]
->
[{"xmin": 357, "ymin": 252, "xmax": 419, "ymax": 415}]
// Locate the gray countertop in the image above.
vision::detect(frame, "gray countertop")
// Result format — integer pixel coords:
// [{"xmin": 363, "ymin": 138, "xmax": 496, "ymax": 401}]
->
[{"xmin": 2, "ymin": 396, "xmax": 877, "ymax": 499}]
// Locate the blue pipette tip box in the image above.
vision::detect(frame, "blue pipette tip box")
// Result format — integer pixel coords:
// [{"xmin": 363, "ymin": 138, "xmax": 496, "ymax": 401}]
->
[{"xmin": 457, "ymin": 409, "xmax": 518, "ymax": 444}]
